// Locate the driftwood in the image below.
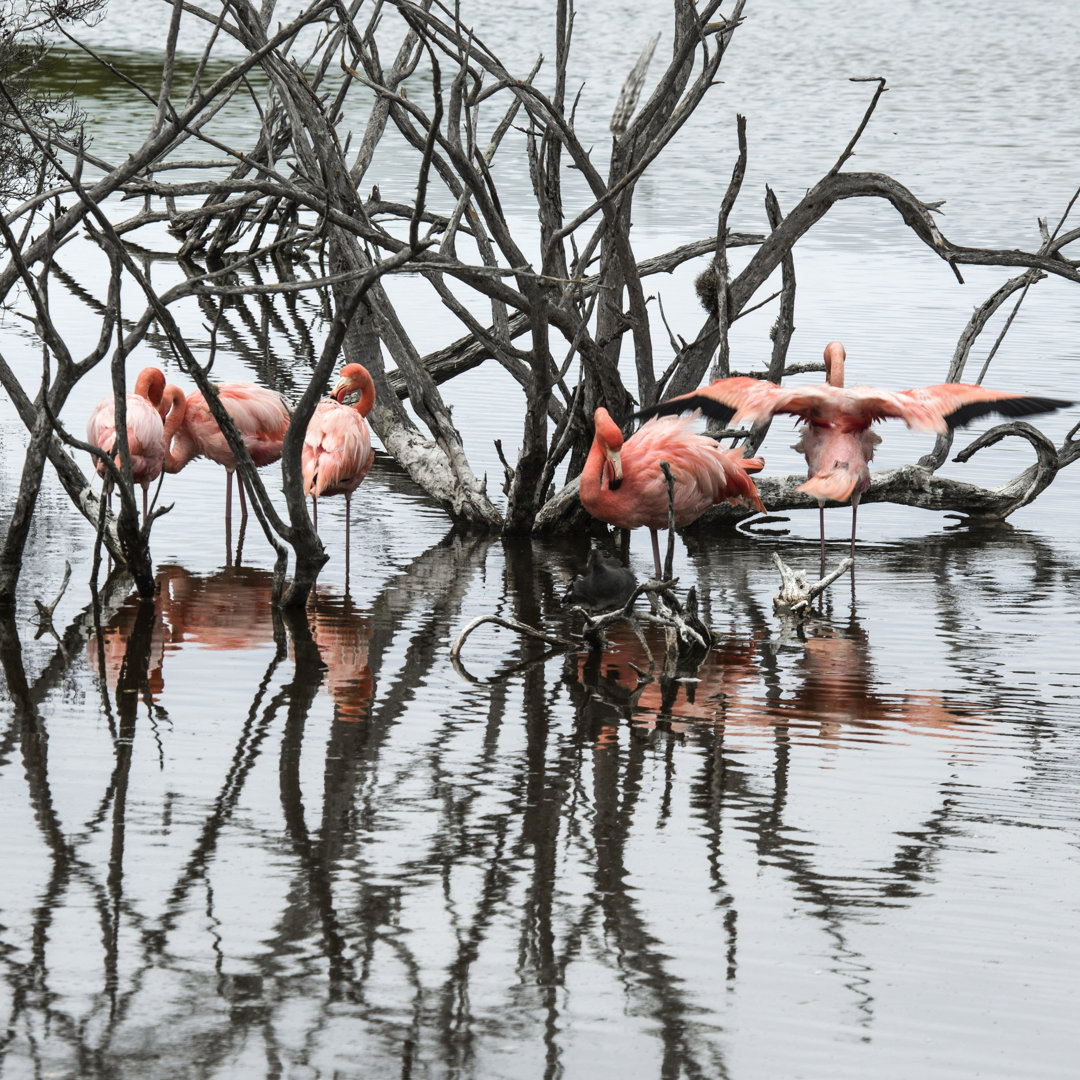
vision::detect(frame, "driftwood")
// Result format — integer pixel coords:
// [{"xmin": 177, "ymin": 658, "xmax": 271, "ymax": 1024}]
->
[
  {"xmin": 772, "ymin": 552, "xmax": 854, "ymax": 615},
  {"xmin": 691, "ymin": 417, "xmax": 1074, "ymax": 529}
]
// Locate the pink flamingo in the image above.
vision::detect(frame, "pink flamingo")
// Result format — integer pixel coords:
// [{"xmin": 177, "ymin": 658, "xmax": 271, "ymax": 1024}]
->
[
  {"xmin": 580, "ymin": 406, "xmax": 766, "ymax": 579},
  {"xmin": 86, "ymin": 366, "xmax": 168, "ymax": 521},
  {"xmin": 301, "ymin": 364, "xmax": 376, "ymax": 567},
  {"xmin": 634, "ymin": 340, "xmax": 1073, "ymax": 570},
  {"xmin": 162, "ymin": 379, "xmax": 291, "ymax": 536}
]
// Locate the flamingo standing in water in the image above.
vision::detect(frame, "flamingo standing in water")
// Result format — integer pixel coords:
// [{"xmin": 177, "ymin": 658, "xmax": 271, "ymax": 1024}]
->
[
  {"xmin": 634, "ymin": 340, "xmax": 1073, "ymax": 571},
  {"xmin": 86, "ymin": 366, "xmax": 168, "ymax": 521},
  {"xmin": 301, "ymin": 363, "xmax": 376, "ymax": 569},
  {"xmin": 162, "ymin": 379, "xmax": 291, "ymax": 537},
  {"xmin": 580, "ymin": 406, "xmax": 766, "ymax": 580}
]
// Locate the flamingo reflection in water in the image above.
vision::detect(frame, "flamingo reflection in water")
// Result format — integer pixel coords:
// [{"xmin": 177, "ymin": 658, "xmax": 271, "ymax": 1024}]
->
[
  {"xmin": 573, "ymin": 616, "xmax": 985, "ymax": 744},
  {"xmin": 298, "ymin": 599, "xmax": 374, "ymax": 723},
  {"xmin": 87, "ymin": 595, "xmax": 168, "ymax": 704},
  {"xmin": 574, "ymin": 626, "xmax": 764, "ymax": 739},
  {"xmin": 89, "ymin": 566, "xmax": 374, "ymax": 723}
]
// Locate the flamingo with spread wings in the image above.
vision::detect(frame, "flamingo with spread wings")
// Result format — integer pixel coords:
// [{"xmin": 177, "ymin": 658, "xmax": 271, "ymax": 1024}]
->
[
  {"xmin": 634, "ymin": 340, "xmax": 1073, "ymax": 571},
  {"xmin": 86, "ymin": 366, "xmax": 168, "ymax": 522},
  {"xmin": 580, "ymin": 406, "xmax": 766, "ymax": 580},
  {"xmin": 302, "ymin": 363, "xmax": 376, "ymax": 567}
]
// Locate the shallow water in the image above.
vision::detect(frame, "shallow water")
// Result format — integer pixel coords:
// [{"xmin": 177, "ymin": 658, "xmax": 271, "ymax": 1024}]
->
[{"xmin": 3, "ymin": 1, "xmax": 1080, "ymax": 1078}]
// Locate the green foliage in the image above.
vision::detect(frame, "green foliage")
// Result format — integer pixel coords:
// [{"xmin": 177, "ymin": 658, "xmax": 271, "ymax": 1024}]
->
[{"xmin": 0, "ymin": 0, "xmax": 106, "ymax": 205}]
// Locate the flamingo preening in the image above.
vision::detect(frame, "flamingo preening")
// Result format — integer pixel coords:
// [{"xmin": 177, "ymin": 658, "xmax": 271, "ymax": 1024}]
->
[
  {"xmin": 162, "ymin": 380, "xmax": 291, "ymax": 539},
  {"xmin": 86, "ymin": 366, "xmax": 168, "ymax": 522},
  {"xmin": 580, "ymin": 406, "xmax": 766, "ymax": 580},
  {"xmin": 634, "ymin": 341, "xmax": 1073, "ymax": 571},
  {"xmin": 301, "ymin": 363, "xmax": 376, "ymax": 568}
]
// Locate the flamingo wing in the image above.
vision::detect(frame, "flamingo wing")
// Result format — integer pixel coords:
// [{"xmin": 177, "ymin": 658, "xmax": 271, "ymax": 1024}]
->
[
  {"xmin": 183, "ymin": 384, "xmax": 291, "ymax": 467},
  {"xmin": 619, "ymin": 418, "xmax": 765, "ymax": 525},
  {"xmin": 641, "ymin": 379, "xmax": 1072, "ymax": 436},
  {"xmin": 217, "ymin": 384, "xmax": 291, "ymax": 465},
  {"xmin": 86, "ymin": 399, "xmax": 118, "ymax": 463},
  {"xmin": 124, "ymin": 395, "xmax": 167, "ymax": 485},
  {"xmin": 303, "ymin": 400, "xmax": 372, "ymax": 498},
  {"xmin": 87, "ymin": 394, "xmax": 165, "ymax": 484},
  {"xmin": 890, "ymin": 384, "xmax": 1073, "ymax": 434},
  {"xmin": 634, "ymin": 377, "xmax": 847, "ymax": 427}
]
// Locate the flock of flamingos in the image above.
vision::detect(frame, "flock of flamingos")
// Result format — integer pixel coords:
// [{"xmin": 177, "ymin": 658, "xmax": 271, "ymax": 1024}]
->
[
  {"xmin": 87, "ymin": 362, "xmax": 375, "ymax": 560},
  {"xmin": 87, "ymin": 341, "xmax": 1071, "ymax": 585}
]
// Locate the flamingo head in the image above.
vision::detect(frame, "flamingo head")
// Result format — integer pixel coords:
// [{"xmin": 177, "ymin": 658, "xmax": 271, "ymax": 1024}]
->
[
  {"xmin": 332, "ymin": 363, "xmax": 376, "ymax": 416},
  {"xmin": 592, "ymin": 407, "xmax": 624, "ymax": 491},
  {"xmin": 134, "ymin": 367, "xmax": 167, "ymax": 414},
  {"xmin": 823, "ymin": 341, "xmax": 846, "ymax": 388}
]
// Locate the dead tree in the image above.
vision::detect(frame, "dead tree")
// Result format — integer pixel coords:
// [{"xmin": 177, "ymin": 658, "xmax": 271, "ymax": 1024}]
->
[{"xmin": 3, "ymin": 0, "xmax": 1079, "ymax": 606}]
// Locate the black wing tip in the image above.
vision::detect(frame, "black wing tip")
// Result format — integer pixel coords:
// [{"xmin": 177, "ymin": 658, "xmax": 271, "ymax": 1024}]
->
[
  {"xmin": 630, "ymin": 394, "xmax": 737, "ymax": 426},
  {"xmin": 945, "ymin": 396, "xmax": 1074, "ymax": 430}
]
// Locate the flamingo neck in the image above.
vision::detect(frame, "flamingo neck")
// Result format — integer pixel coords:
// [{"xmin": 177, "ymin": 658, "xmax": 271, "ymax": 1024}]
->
[
  {"xmin": 823, "ymin": 341, "xmax": 846, "ymax": 388},
  {"xmin": 134, "ymin": 367, "xmax": 167, "ymax": 412},
  {"xmin": 162, "ymin": 384, "xmax": 195, "ymax": 473},
  {"xmin": 336, "ymin": 373, "xmax": 376, "ymax": 417}
]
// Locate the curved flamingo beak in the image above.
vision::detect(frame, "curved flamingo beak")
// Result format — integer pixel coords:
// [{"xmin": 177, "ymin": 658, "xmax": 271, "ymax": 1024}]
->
[
  {"xmin": 331, "ymin": 376, "xmax": 350, "ymax": 402},
  {"xmin": 604, "ymin": 447, "xmax": 623, "ymax": 491}
]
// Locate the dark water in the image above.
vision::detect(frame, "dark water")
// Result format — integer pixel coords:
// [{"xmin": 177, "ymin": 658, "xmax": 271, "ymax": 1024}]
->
[{"xmin": 3, "ymin": 1, "xmax": 1080, "ymax": 1078}]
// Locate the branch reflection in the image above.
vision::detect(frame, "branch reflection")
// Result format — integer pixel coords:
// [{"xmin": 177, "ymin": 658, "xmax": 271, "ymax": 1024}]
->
[{"xmin": 0, "ymin": 527, "xmax": 1077, "ymax": 1076}]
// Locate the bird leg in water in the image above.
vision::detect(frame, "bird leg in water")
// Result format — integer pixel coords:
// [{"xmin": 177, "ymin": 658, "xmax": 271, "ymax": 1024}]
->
[
  {"xmin": 660, "ymin": 461, "xmax": 677, "ymax": 583},
  {"xmin": 819, "ymin": 504, "xmax": 826, "ymax": 577},
  {"xmin": 345, "ymin": 492, "xmax": 352, "ymax": 582}
]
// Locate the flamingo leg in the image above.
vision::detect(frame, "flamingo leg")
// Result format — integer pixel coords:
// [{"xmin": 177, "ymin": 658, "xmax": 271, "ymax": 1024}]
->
[
  {"xmin": 850, "ymin": 500, "xmax": 858, "ymax": 561},
  {"xmin": 224, "ymin": 471, "xmax": 234, "ymax": 564},
  {"xmin": 345, "ymin": 491, "xmax": 352, "ymax": 582},
  {"xmin": 819, "ymin": 503, "xmax": 826, "ymax": 577},
  {"xmin": 649, "ymin": 529, "xmax": 663, "ymax": 581}
]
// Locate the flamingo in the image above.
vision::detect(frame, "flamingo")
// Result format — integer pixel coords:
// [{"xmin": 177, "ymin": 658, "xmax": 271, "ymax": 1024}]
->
[
  {"xmin": 580, "ymin": 406, "xmax": 766, "ymax": 580},
  {"xmin": 301, "ymin": 363, "xmax": 376, "ymax": 567},
  {"xmin": 162, "ymin": 379, "xmax": 291, "ymax": 537},
  {"xmin": 86, "ymin": 366, "xmax": 168, "ymax": 521},
  {"xmin": 633, "ymin": 340, "xmax": 1073, "ymax": 571}
]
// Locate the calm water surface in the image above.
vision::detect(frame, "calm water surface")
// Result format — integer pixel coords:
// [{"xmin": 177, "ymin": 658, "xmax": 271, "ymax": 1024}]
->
[{"xmin": 3, "ymin": 2, "xmax": 1080, "ymax": 1078}]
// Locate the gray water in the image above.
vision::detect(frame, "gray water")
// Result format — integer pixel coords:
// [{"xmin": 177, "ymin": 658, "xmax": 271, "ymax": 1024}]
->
[{"xmin": 3, "ymin": 1, "xmax": 1080, "ymax": 1077}]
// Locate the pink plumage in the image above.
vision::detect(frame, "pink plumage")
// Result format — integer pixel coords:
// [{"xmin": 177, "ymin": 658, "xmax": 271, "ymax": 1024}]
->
[
  {"xmin": 86, "ymin": 367, "xmax": 167, "ymax": 520},
  {"xmin": 163, "ymin": 379, "xmax": 291, "ymax": 537},
  {"xmin": 302, "ymin": 363, "xmax": 376, "ymax": 567},
  {"xmin": 634, "ymin": 340, "xmax": 1073, "ymax": 570},
  {"xmin": 580, "ymin": 406, "xmax": 765, "ymax": 579},
  {"xmin": 166, "ymin": 382, "xmax": 291, "ymax": 471}
]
